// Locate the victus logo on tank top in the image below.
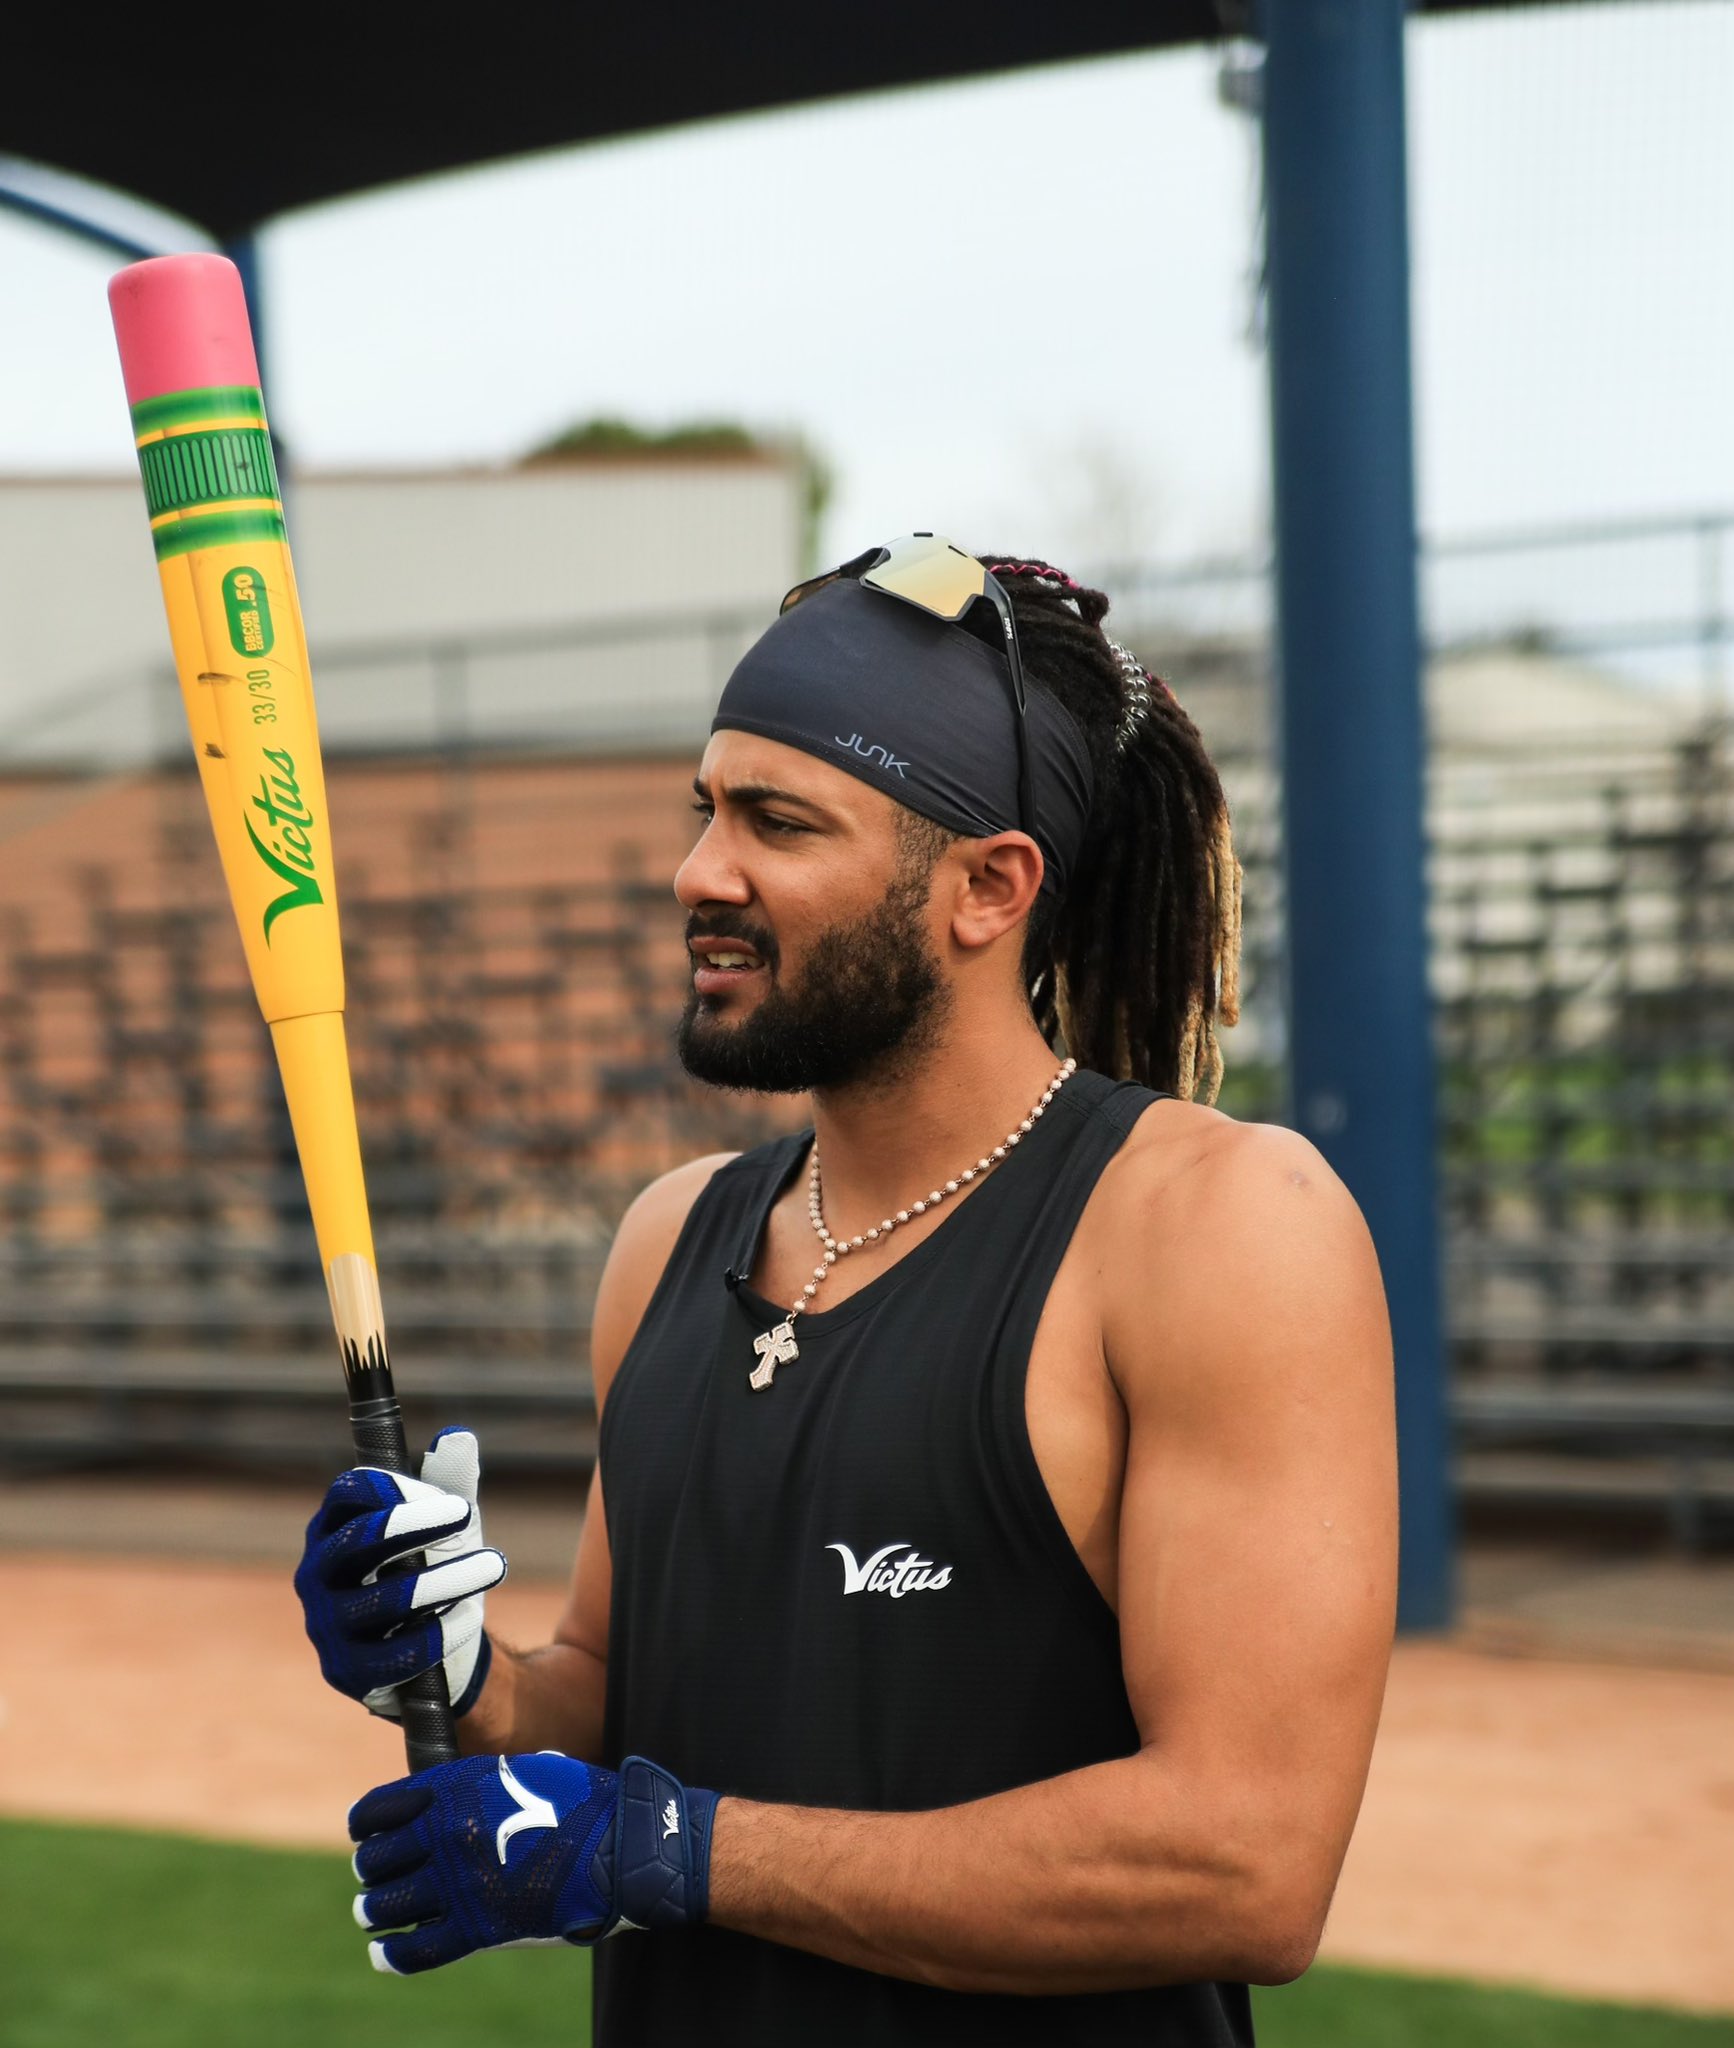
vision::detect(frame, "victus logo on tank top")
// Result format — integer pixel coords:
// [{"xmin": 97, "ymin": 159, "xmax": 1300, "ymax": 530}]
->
[{"xmin": 827, "ymin": 1541, "xmax": 952, "ymax": 1598}]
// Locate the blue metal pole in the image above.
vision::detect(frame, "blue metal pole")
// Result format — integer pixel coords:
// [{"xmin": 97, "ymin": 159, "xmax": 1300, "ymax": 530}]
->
[
  {"xmin": 0, "ymin": 182, "xmax": 156, "ymax": 261},
  {"xmin": 220, "ymin": 229, "xmax": 292, "ymax": 499},
  {"xmin": 0, "ymin": 153, "xmax": 215, "ymax": 263},
  {"xmin": 1260, "ymin": 0, "xmax": 1455, "ymax": 1630},
  {"xmin": 222, "ymin": 230, "xmax": 268, "ymax": 395}
]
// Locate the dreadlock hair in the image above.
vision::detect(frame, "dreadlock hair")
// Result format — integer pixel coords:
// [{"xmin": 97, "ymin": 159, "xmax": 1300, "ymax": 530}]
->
[{"xmin": 967, "ymin": 555, "xmax": 1242, "ymax": 1104}]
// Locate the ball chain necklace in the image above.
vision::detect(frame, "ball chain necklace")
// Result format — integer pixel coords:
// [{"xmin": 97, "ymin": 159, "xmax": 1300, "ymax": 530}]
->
[{"xmin": 748, "ymin": 1057, "xmax": 1078, "ymax": 1390}]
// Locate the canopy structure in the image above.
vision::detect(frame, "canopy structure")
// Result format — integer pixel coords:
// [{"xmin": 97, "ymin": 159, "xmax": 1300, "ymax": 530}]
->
[
  {"xmin": 4, "ymin": 0, "xmax": 1577, "ymax": 1632},
  {"xmin": 8, "ymin": 0, "xmax": 1530, "ymax": 238}
]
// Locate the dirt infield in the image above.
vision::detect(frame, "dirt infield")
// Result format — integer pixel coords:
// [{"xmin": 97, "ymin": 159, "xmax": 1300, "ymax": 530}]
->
[{"xmin": 2, "ymin": 1547, "xmax": 1730, "ymax": 2018}]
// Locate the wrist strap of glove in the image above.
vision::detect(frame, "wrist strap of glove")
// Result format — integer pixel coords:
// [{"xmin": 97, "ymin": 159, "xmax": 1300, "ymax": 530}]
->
[
  {"xmin": 582, "ymin": 1756, "xmax": 719, "ymax": 1937},
  {"xmin": 451, "ymin": 1631, "xmax": 492, "ymax": 1718}
]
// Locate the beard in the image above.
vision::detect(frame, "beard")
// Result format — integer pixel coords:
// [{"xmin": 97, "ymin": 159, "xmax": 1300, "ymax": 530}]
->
[{"xmin": 676, "ymin": 864, "xmax": 952, "ymax": 1095}]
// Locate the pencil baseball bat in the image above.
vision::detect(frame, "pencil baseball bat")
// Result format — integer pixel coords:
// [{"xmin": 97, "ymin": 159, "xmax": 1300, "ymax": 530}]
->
[{"xmin": 108, "ymin": 253, "xmax": 459, "ymax": 1771}]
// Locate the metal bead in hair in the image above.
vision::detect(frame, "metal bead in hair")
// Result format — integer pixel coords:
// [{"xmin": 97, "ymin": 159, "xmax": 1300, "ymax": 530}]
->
[{"xmin": 1107, "ymin": 639, "xmax": 1154, "ymax": 754}]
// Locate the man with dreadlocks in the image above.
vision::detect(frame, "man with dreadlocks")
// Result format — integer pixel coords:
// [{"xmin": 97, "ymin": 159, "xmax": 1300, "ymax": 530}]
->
[{"xmin": 301, "ymin": 539, "xmax": 1397, "ymax": 2046}]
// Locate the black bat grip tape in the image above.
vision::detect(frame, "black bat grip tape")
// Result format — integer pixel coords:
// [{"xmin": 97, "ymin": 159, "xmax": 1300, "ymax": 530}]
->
[{"xmin": 349, "ymin": 1390, "xmax": 462, "ymax": 1772}]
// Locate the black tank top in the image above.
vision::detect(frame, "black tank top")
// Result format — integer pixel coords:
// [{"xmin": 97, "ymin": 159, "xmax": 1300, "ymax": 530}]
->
[{"xmin": 596, "ymin": 1067, "xmax": 1256, "ymax": 2047}]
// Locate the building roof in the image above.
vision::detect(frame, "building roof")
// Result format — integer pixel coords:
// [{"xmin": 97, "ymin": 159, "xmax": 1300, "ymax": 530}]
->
[
  {"xmin": 1430, "ymin": 649, "xmax": 1690, "ymax": 756},
  {"xmin": 1156, "ymin": 638, "xmax": 1695, "ymax": 769}
]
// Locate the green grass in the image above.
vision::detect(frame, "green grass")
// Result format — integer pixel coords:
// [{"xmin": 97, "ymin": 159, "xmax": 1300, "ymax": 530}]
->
[
  {"xmin": 1254, "ymin": 1963, "xmax": 1734, "ymax": 2046},
  {"xmin": 0, "ymin": 1818, "xmax": 587, "ymax": 2048},
  {"xmin": 2, "ymin": 1819, "xmax": 1728, "ymax": 2047}
]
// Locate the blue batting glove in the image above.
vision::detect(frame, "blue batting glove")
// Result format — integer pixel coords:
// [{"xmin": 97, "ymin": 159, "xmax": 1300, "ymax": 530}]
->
[
  {"xmin": 348, "ymin": 1751, "xmax": 718, "ymax": 1974},
  {"xmin": 295, "ymin": 1427, "xmax": 507, "ymax": 1718}
]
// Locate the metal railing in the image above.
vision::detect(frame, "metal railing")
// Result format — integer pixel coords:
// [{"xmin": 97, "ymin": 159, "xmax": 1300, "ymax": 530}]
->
[
  {"xmin": 7, "ymin": 508, "xmax": 1731, "ymax": 771},
  {"xmin": 1100, "ymin": 505, "xmax": 1734, "ymax": 710}
]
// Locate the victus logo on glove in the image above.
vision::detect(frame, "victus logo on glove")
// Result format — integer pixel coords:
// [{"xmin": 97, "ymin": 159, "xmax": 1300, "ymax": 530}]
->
[{"xmin": 495, "ymin": 1755, "xmax": 559, "ymax": 1863}]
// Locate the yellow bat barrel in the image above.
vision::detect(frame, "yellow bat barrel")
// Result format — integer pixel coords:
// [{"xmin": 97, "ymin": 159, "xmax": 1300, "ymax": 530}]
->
[{"xmin": 109, "ymin": 256, "xmax": 385, "ymax": 1380}]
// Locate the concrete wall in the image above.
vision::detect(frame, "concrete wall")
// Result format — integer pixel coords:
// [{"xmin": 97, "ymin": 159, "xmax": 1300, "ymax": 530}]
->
[{"xmin": 0, "ymin": 458, "xmax": 803, "ymax": 765}]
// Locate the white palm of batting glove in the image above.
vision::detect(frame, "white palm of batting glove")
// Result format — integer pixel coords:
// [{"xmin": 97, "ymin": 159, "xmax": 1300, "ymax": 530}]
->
[{"xmin": 295, "ymin": 1426, "xmax": 508, "ymax": 1720}]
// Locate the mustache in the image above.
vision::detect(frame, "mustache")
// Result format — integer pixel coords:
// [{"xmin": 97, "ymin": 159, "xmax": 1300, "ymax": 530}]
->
[{"xmin": 684, "ymin": 913, "xmax": 780, "ymax": 970}]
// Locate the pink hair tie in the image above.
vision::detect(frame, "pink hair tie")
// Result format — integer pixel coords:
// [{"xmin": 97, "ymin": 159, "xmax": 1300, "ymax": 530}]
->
[{"xmin": 985, "ymin": 560, "xmax": 1084, "ymax": 593}]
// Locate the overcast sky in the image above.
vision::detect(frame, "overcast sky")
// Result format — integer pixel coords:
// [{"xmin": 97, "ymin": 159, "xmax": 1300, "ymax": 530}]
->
[{"xmin": 3, "ymin": 1, "xmax": 1730, "ymax": 581}]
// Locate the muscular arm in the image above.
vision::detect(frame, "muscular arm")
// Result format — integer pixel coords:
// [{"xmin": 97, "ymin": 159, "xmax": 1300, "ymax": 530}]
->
[
  {"xmin": 457, "ymin": 1152, "xmax": 738, "ymax": 1760},
  {"xmin": 706, "ymin": 1120, "xmax": 1399, "ymax": 1993}
]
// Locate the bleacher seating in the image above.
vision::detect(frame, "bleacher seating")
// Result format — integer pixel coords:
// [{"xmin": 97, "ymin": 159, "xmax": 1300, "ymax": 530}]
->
[{"xmin": 1, "ymin": 723, "xmax": 1731, "ymax": 1546}]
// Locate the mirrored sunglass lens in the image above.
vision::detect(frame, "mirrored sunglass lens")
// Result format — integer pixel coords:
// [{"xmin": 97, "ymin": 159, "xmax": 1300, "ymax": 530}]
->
[
  {"xmin": 862, "ymin": 539, "xmax": 986, "ymax": 622},
  {"xmin": 780, "ymin": 569, "xmax": 847, "ymax": 614}
]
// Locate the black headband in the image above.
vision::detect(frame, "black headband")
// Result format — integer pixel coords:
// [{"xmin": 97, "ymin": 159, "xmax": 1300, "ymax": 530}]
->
[{"xmin": 711, "ymin": 579, "xmax": 1095, "ymax": 896}]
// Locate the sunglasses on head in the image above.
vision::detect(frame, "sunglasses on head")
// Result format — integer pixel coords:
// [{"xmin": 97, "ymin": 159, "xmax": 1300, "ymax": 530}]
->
[{"xmin": 780, "ymin": 533, "xmax": 1037, "ymax": 842}]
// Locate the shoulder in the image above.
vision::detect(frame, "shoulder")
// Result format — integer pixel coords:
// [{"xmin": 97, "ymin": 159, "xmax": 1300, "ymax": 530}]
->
[
  {"xmin": 1108, "ymin": 1095, "xmax": 1368, "ymax": 1243},
  {"xmin": 614, "ymin": 1148, "xmax": 745, "ymax": 1253},
  {"xmin": 1097, "ymin": 1101, "xmax": 1388, "ymax": 1408},
  {"xmin": 591, "ymin": 1151, "xmax": 741, "ymax": 1408}
]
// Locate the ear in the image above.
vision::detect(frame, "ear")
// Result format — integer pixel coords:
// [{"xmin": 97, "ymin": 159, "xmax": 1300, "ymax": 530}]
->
[{"xmin": 948, "ymin": 833, "xmax": 1045, "ymax": 952}]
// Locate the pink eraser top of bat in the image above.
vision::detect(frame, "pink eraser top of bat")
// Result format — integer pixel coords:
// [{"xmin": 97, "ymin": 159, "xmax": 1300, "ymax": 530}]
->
[{"xmin": 108, "ymin": 253, "xmax": 262, "ymax": 408}]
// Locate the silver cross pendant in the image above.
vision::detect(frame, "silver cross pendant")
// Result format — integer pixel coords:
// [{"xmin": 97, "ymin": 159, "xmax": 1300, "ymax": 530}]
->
[{"xmin": 749, "ymin": 1320, "xmax": 800, "ymax": 1392}]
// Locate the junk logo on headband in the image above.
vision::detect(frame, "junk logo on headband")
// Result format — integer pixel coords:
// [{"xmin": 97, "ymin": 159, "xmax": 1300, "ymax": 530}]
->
[
  {"xmin": 713, "ymin": 579, "xmax": 1094, "ymax": 898},
  {"xmin": 835, "ymin": 733, "xmax": 910, "ymax": 778}
]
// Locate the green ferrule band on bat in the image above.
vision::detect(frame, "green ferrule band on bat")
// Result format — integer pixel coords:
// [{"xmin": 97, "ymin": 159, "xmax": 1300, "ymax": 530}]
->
[
  {"xmin": 130, "ymin": 385, "xmax": 267, "ymax": 434},
  {"xmin": 138, "ymin": 427, "xmax": 282, "ymax": 521},
  {"xmin": 151, "ymin": 507, "xmax": 288, "ymax": 561}
]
